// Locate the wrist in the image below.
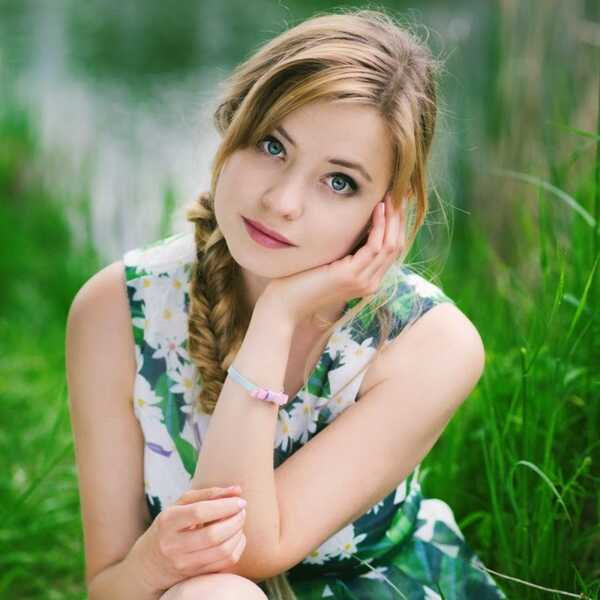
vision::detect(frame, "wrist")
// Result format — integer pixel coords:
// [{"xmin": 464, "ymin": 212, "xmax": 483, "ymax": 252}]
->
[
  {"xmin": 126, "ymin": 531, "xmax": 169, "ymax": 596},
  {"xmin": 232, "ymin": 298, "xmax": 294, "ymax": 396},
  {"xmin": 243, "ymin": 296, "xmax": 295, "ymax": 353},
  {"xmin": 255, "ymin": 289, "xmax": 297, "ymax": 329}
]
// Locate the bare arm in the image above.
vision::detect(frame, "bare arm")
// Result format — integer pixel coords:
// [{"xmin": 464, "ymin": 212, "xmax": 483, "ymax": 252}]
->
[
  {"xmin": 66, "ymin": 260, "xmax": 161, "ymax": 599},
  {"xmin": 190, "ymin": 296, "xmax": 294, "ymax": 580},
  {"xmin": 263, "ymin": 302, "xmax": 486, "ymax": 577},
  {"xmin": 84, "ymin": 546, "xmax": 161, "ymax": 600}
]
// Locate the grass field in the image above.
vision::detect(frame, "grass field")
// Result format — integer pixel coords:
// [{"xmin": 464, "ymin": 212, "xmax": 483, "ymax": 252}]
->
[{"xmin": 1, "ymin": 8, "xmax": 599, "ymax": 598}]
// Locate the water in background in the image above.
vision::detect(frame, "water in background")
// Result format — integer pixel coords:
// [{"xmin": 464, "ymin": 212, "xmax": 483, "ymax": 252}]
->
[{"xmin": 0, "ymin": 1, "xmax": 482, "ymax": 261}]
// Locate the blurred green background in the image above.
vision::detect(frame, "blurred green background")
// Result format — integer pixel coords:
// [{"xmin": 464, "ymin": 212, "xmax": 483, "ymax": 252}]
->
[{"xmin": 0, "ymin": 0, "xmax": 598, "ymax": 598}]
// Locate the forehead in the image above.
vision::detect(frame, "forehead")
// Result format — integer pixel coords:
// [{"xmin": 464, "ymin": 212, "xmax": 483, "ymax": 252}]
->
[
  {"xmin": 275, "ymin": 100, "xmax": 394, "ymax": 182},
  {"xmin": 280, "ymin": 99, "xmax": 389, "ymax": 146}
]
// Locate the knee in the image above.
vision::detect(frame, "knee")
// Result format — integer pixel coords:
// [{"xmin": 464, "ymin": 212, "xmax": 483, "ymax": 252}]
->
[{"xmin": 159, "ymin": 573, "xmax": 269, "ymax": 600}]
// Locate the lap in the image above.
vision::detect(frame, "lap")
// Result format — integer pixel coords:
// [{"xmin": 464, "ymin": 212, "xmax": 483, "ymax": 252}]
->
[{"xmin": 159, "ymin": 573, "xmax": 269, "ymax": 600}]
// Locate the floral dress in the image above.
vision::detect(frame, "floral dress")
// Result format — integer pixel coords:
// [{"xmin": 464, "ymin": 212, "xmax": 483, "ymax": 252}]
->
[{"xmin": 123, "ymin": 231, "xmax": 507, "ymax": 600}]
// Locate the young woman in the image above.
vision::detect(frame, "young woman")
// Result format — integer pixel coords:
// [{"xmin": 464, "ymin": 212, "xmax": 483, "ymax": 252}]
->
[{"xmin": 66, "ymin": 8, "xmax": 508, "ymax": 600}]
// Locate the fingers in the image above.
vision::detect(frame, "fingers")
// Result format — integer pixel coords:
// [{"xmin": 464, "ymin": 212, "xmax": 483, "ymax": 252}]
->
[
  {"xmin": 175, "ymin": 486, "xmax": 242, "ymax": 506},
  {"xmin": 184, "ymin": 529, "xmax": 247, "ymax": 575},
  {"xmin": 358, "ymin": 193, "xmax": 404, "ymax": 282},
  {"xmin": 178, "ymin": 507, "xmax": 247, "ymax": 553},
  {"xmin": 376, "ymin": 194, "xmax": 404, "ymax": 268},
  {"xmin": 167, "ymin": 495, "xmax": 246, "ymax": 531},
  {"xmin": 369, "ymin": 201, "xmax": 386, "ymax": 254},
  {"xmin": 351, "ymin": 201, "xmax": 384, "ymax": 268}
]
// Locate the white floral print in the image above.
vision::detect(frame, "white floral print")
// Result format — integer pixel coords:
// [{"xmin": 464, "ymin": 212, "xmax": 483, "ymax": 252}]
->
[{"xmin": 123, "ymin": 231, "xmax": 507, "ymax": 599}]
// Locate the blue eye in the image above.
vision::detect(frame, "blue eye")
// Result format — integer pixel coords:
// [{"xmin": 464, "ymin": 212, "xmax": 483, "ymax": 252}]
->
[
  {"xmin": 256, "ymin": 135, "xmax": 359, "ymax": 196},
  {"xmin": 257, "ymin": 136, "xmax": 284, "ymax": 158},
  {"xmin": 327, "ymin": 174, "xmax": 356, "ymax": 194}
]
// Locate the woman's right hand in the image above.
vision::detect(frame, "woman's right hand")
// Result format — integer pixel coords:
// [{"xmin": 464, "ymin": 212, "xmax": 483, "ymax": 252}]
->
[{"xmin": 133, "ymin": 486, "xmax": 248, "ymax": 592}]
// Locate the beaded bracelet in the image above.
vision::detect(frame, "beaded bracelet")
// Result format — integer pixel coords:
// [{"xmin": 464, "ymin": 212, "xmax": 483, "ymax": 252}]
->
[{"xmin": 227, "ymin": 365, "xmax": 289, "ymax": 406}]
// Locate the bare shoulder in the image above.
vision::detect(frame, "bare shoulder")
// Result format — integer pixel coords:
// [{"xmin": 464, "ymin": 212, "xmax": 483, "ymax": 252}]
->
[
  {"xmin": 69, "ymin": 259, "xmax": 131, "ymax": 325},
  {"xmin": 359, "ymin": 301, "xmax": 485, "ymax": 400},
  {"xmin": 67, "ymin": 259, "xmax": 137, "ymax": 404},
  {"xmin": 406, "ymin": 301, "xmax": 485, "ymax": 357},
  {"xmin": 66, "ymin": 259, "xmax": 147, "ymax": 584}
]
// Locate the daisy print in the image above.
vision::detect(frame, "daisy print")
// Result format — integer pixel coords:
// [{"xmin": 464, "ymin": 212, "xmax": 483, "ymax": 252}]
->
[
  {"xmin": 403, "ymin": 271, "xmax": 447, "ymax": 301},
  {"xmin": 275, "ymin": 409, "xmax": 295, "ymax": 453},
  {"xmin": 303, "ymin": 523, "xmax": 368, "ymax": 565},
  {"xmin": 120, "ymin": 232, "xmax": 506, "ymax": 599},
  {"xmin": 365, "ymin": 497, "xmax": 386, "ymax": 516},
  {"xmin": 326, "ymin": 329, "xmax": 347, "ymax": 358},
  {"xmin": 134, "ymin": 343, "xmax": 144, "ymax": 375},
  {"xmin": 288, "ymin": 391, "xmax": 323, "ymax": 444},
  {"xmin": 331, "ymin": 525, "xmax": 368, "ymax": 560},
  {"xmin": 392, "ymin": 478, "xmax": 409, "ymax": 505},
  {"xmin": 147, "ymin": 307, "xmax": 189, "ymax": 370},
  {"xmin": 143, "ymin": 424, "xmax": 192, "ymax": 507},
  {"xmin": 127, "ymin": 271, "xmax": 172, "ymax": 305},
  {"xmin": 168, "ymin": 359, "xmax": 199, "ymax": 407},
  {"xmin": 125, "ymin": 232, "xmax": 196, "ymax": 276},
  {"xmin": 133, "ymin": 373, "xmax": 163, "ymax": 422}
]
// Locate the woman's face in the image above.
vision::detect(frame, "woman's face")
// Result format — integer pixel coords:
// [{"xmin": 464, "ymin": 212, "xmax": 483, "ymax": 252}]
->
[{"xmin": 213, "ymin": 98, "xmax": 395, "ymax": 311}]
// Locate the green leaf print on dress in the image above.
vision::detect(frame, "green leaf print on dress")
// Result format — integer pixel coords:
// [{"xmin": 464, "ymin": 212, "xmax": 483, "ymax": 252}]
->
[{"xmin": 123, "ymin": 231, "xmax": 508, "ymax": 599}]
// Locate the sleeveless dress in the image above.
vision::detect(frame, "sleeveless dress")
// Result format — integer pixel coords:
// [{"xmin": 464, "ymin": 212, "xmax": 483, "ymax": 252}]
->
[{"xmin": 123, "ymin": 231, "xmax": 507, "ymax": 600}]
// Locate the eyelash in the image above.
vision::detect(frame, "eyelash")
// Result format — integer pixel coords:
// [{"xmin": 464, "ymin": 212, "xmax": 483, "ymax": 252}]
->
[{"xmin": 256, "ymin": 134, "xmax": 360, "ymax": 196}]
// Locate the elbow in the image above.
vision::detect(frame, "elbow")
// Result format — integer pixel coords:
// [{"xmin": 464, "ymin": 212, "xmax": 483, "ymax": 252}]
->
[{"xmin": 220, "ymin": 534, "xmax": 283, "ymax": 582}]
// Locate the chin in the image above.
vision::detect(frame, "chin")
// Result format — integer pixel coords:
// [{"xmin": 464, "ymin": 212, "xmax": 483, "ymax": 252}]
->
[{"xmin": 228, "ymin": 245, "xmax": 296, "ymax": 278}]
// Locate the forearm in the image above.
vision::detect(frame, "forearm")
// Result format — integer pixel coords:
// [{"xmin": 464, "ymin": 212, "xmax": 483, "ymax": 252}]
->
[
  {"xmin": 87, "ymin": 537, "xmax": 163, "ymax": 600},
  {"xmin": 190, "ymin": 297, "xmax": 294, "ymax": 573}
]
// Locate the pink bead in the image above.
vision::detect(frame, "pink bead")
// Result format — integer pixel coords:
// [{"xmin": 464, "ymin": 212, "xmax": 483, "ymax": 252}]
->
[{"xmin": 247, "ymin": 386, "xmax": 288, "ymax": 404}]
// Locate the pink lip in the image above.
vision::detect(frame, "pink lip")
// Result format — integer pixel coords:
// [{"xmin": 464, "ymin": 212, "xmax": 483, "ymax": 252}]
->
[{"xmin": 243, "ymin": 217, "xmax": 295, "ymax": 246}]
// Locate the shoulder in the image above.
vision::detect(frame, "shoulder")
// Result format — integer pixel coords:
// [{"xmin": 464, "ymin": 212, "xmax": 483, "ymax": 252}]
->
[
  {"xmin": 361, "ymin": 301, "xmax": 485, "ymax": 405},
  {"xmin": 359, "ymin": 265, "xmax": 484, "ymax": 398},
  {"xmin": 123, "ymin": 230, "xmax": 196, "ymax": 281},
  {"xmin": 390, "ymin": 282, "xmax": 485, "ymax": 389},
  {"xmin": 403, "ymin": 300, "xmax": 485, "ymax": 369},
  {"xmin": 390, "ymin": 264, "xmax": 456, "ymax": 323},
  {"xmin": 68, "ymin": 260, "xmax": 131, "ymax": 330},
  {"xmin": 392, "ymin": 264, "xmax": 483, "ymax": 365},
  {"xmin": 66, "ymin": 228, "xmax": 196, "ymax": 372},
  {"xmin": 66, "ymin": 260, "xmax": 137, "ymax": 404}
]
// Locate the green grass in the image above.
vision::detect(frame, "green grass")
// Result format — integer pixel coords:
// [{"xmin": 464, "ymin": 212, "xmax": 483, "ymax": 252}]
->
[{"xmin": 0, "ymin": 93, "xmax": 101, "ymax": 599}]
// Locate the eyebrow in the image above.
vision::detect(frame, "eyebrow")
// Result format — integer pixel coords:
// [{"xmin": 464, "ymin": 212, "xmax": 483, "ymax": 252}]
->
[{"xmin": 275, "ymin": 125, "xmax": 373, "ymax": 183}]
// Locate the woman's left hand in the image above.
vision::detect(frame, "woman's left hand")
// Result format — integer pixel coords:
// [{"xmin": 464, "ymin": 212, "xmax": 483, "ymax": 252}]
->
[{"xmin": 260, "ymin": 192, "xmax": 407, "ymax": 326}]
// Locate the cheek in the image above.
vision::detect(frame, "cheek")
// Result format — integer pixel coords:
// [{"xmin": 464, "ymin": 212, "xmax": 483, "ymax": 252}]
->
[
  {"xmin": 317, "ymin": 218, "xmax": 369, "ymax": 261},
  {"xmin": 212, "ymin": 180, "xmax": 227, "ymax": 227},
  {"xmin": 344, "ymin": 225, "xmax": 369, "ymax": 256}
]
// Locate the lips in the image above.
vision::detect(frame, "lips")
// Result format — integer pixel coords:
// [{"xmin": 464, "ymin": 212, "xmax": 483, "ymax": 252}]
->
[{"xmin": 243, "ymin": 217, "xmax": 295, "ymax": 246}]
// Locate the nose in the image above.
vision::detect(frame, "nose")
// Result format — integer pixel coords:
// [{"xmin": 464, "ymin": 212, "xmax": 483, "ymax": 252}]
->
[{"xmin": 260, "ymin": 175, "xmax": 306, "ymax": 220}]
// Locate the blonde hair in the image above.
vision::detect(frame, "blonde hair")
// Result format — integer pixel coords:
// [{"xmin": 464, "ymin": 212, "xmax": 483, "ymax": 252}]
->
[{"xmin": 184, "ymin": 7, "xmax": 445, "ymax": 598}]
